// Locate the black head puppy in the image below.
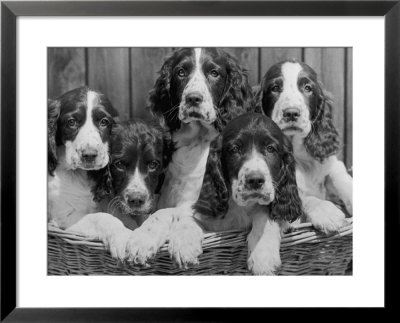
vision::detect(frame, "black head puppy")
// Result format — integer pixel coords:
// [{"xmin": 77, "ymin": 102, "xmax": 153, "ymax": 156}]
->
[
  {"xmin": 254, "ymin": 60, "xmax": 352, "ymax": 233},
  {"xmin": 91, "ymin": 120, "xmax": 170, "ymax": 229},
  {"xmin": 150, "ymin": 47, "xmax": 254, "ymax": 134},
  {"xmin": 192, "ymin": 113, "xmax": 304, "ymax": 275},
  {"xmin": 48, "ymin": 86, "xmax": 118, "ymax": 229}
]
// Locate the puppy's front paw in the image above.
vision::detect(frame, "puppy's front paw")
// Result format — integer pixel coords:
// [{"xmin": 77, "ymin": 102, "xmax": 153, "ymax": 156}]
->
[
  {"xmin": 248, "ymin": 249, "xmax": 281, "ymax": 275},
  {"xmin": 102, "ymin": 229, "xmax": 131, "ymax": 260},
  {"xmin": 125, "ymin": 227, "xmax": 166, "ymax": 265},
  {"xmin": 168, "ymin": 225, "xmax": 203, "ymax": 269},
  {"xmin": 308, "ymin": 200, "xmax": 347, "ymax": 234}
]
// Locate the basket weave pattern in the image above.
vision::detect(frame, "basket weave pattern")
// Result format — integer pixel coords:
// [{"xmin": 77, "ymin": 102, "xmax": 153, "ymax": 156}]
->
[{"xmin": 48, "ymin": 219, "xmax": 352, "ymax": 275}]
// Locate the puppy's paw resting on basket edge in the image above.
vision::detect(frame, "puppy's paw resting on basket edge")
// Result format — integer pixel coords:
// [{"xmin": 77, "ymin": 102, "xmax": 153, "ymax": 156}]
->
[
  {"xmin": 304, "ymin": 197, "xmax": 348, "ymax": 234},
  {"xmin": 168, "ymin": 220, "xmax": 204, "ymax": 269},
  {"xmin": 66, "ymin": 212, "xmax": 132, "ymax": 260},
  {"xmin": 124, "ymin": 227, "xmax": 165, "ymax": 265},
  {"xmin": 124, "ymin": 208, "xmax": 173, "ymax": 265}
]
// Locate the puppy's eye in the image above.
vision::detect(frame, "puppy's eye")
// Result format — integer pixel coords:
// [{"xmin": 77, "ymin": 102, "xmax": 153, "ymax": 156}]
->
[
  {"xmin": 148, "ymin": 160, "xmax": 160, "ymax": 171},
  {"xmin": 114, "ymin": 161, "xmax": 125, "ymax": 170},
  {"xmin": 266, "ymin": 145, "xmax": 276, "ymax": 153},
  {"xmin": 177, "ymin": 68, "xmax": 186, "ymax": 77},
  {"xmin": 99, "ymin": 118, "xmax": 109, "ymax": 128},
  {"xmin": 67, "ymin": 118, "xmax": 77, "ymax": 128},
  {"xmin": 210, "ymin": 70, "xmax": 219, "ymax": 78},
  {"xmin": 230, "ymin": 145, "xmax": 241, "ymax": 154},
  {"xmin": 304, "ymin": 84, "xmax": 312, "ymax": 93},
  {"xmin": 271, "ymin": 85, "xmax": 280, "ymax": 93}
]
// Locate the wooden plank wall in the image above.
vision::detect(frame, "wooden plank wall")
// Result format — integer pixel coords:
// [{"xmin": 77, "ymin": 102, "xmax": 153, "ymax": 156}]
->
[{"xmin": 48, "ymin": 47, "xmax": 352, "ymax": 167}]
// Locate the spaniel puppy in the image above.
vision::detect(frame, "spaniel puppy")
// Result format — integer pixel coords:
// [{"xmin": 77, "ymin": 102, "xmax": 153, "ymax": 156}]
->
[
  {"xmin": 48, "ymin": 87, "xmax": 135, "ymax": 258},
  {"xmin": 90, "ymin": 120, "xmax": 170, "ymax": 231},
  {"xmin": 189, "ymin": 113, "xmax": 303, "ymax": 275},
  {"xmin": 124, "ymin": 48, "xmax": 254, "ymax": 266},
  {"xmin": 254, "ymin": 60, "xmax": 352, "ymax": 233}
]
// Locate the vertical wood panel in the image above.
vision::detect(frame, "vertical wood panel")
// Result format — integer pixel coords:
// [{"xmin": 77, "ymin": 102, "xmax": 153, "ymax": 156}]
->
[
  {"xmin": 88, "ymin": 48, "xmax": 130, "ymax": 121},
  {"xmin": 260, "ymin": 48, "xmax": 302, "ymax": 78},
  {"xmin": 321, "ymin": 48, "xmax": 346, "ymax": 162},
  {"xmin": 345, "ymin": 48, "xmax": 353, "ymax": 168},
  {"xmin": 48, "ymin": 48, "xmax": 85, "ymax": 99},
  {"xmin": 224, "ymin": 48, "xmax": 259, "ymax": 86},
  {"xmin": 130, "ymin": 48, "xmax": 173, "ymax": 120},
  {"xmin": 304, "ymin": 48, "xmax": 323, "ymax": 76},
  {"xmin": 305, "ymin": 48, "xmax": 346, "ymax": 161}
]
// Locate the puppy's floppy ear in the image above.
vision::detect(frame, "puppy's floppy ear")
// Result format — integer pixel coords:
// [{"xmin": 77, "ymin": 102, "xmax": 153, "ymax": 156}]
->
[
  {"xmin": 271, "ymin": 136, "xmax": 304, "ymax": 222},
  {"xmin": 48, "ymin": 99, "xmax": 60, "ymax": 175},
  {"xmin": 193, "ymin": 135, "xmax": 230, "ymax": 219},
  {"xmin": 252, "ymin": 83, "xmax": 265, "ymax": 114},
  {"xmin": 161, "ymin": 126, "xmax": 173, "ymax": 168},
  {"xmin": 304, "ymin": 83, "xmax": 340, "ymax": 162},
  {"xmin": 88, "ymin": 122, "xmax": 122, "ymax": 202},
  {"xmin": 216, "ymin": 51, "xmax": 254, "ymax": 131},
  {"xmin": 155, "ymin": 126, "xmax": 174, "ymax": 195},
  {"xmin": 147, "ymin": 53, "xmax": 177, "ymax": 131},
  {"xmin": 88, "ymin": 165, "xmax": 113, "ymax": 203}
]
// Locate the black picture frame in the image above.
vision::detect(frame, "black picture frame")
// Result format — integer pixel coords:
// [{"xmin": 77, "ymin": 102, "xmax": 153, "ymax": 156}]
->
[{"xmin": 1, "ymin": 1, "xmax": 398, "ymax": 321}]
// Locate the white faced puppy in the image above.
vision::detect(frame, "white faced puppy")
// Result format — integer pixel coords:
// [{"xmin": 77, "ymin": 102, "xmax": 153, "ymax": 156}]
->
[
  {"xmin": 191, "ymin": 113, "xmax": 304, "ymax": 275},
  {"xmin": 254, "ymin": 60, "xmax": 352, "ymax": 233},
  {"xmin": 48, "ymin": 87, "xmax": 118, "ymax": 229},
  {"xmin": 48, "ymin": 87, "xmax": 138, "ymax": 259}
]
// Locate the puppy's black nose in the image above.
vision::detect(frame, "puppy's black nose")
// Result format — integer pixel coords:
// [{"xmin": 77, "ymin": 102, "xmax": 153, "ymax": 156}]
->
[
  {"xmin": 127, "ymin": 193, "xmax": 147, "ymax": 208},
  {"xmin": 283, "ymin": 107, "xmax": 301, "ymax": 121},
  {"xmin": 245, "ymin": 172, "xmax": 265, "ymax": 190},
  {"xmin": 185, "ymin": 92, "xmax": 203, "ymax": 106},
  {"xmin": 81, "ymin": 149, "xmax": 98, "ymax": 163}
]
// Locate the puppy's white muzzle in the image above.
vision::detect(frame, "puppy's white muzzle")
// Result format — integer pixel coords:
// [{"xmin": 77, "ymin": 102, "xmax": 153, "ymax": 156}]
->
[
  {"xmin": 179, "ymin": 57, "xmax": 216, "ymax": 124},
  {"xmin": 272, "ymin": 93, "xmax": 311, "ymax": 138},
  {"xmin": 232, "ymin": 150, "xmax": 275, "ymax": 207}
]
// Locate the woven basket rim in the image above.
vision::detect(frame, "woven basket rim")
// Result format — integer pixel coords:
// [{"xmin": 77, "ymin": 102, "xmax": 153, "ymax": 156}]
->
[{"xmin": 48, "ymin": 218, "xmax": 353, "ymax": 251}]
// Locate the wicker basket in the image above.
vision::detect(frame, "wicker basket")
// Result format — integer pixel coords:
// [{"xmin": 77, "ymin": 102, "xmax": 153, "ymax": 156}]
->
[{"xmin": 47, "ymin": 218, "xmax": 352, "ymax": 275}]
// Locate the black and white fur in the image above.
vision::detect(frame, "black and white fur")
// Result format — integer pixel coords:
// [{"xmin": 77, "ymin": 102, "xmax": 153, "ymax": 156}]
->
[
  {"xmin": 90, "ymin": 120, "xmax": 171, "ymax": 232},
  {"xmin": 124, "ymin": 48, "xmax": 254, "ymax": 266},
  {"xmin": 254, "ymin": 60, "xmax": 352, "ymax": 233},
  {"xmin": 189, "ymin": 113, "xmax": 304, "ymax": 275},
  {"xmin": 48, "ymin": 87, "xmax": 136, "ymax": 258}
]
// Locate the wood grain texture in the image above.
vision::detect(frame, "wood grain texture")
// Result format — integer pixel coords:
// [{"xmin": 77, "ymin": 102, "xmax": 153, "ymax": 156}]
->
[
  {"xmin": 345, "ymin": 48, "xmax": 353, "ymax": 168},
  {"xmin": 260, "ymin": 48, "xmax": 302, "ymax": 79},
  {"xmin": 88, "ymin": 48, "xmax": 130, "ymax": 120},
  {"xmin": 224, "ymin": 48, "xmax": 260, "ymax": 86},
  {"xmin": 48, "ymin": 48, "xmax": 86, "ymax": 99},
  {"xmin": 322, "ymin": 48, "xmax": 346, "ymax": 162},
  {"xmin": 303, "ymin": 48, "xmax": 323, "ymax": 76},
  {"xmin": 130, "ymin": 48, "xmax": 173, "ymax": 120}
]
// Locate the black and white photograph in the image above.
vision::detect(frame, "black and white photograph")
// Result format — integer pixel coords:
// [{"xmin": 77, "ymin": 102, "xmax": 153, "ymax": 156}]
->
[
  {"xmin": 2, "ymin": 0, "xmax": 396, "ymax": 317},
  {"xmin": 47, "ymin": 47, "xmax": 353, "ymax": 276}
]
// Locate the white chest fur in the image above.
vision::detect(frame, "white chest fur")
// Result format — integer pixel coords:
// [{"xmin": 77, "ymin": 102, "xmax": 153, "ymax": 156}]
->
[
  {"xmin": 48, "ymin": 166, "xmax": 97, "ymax": 229},
  {"xmin": 158, "ymin": 141, "xmax": 210, "ymax": 208},
  {"xmin": 291, "ymin": 136, "xmax": 335, "ymax": 199},
  {"xmin": 158, "ymin": 122, "xmax": 217, "ymax": 209}
]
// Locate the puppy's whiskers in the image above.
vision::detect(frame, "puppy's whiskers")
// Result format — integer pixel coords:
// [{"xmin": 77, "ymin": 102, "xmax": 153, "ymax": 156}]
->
[
  {"xmin": 107, "ymin": 196, "xmax": 121, "ymax": 215},
  {"xmin": 163, "ymin": 104, "xmax": 179, "ymax": 118}
]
